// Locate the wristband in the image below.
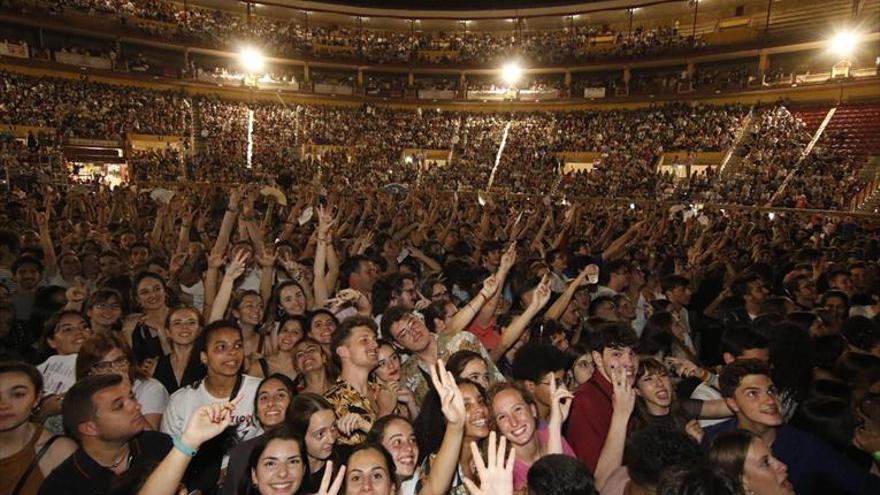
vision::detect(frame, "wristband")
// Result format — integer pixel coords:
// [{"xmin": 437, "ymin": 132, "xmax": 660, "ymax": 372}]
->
[{"xmin": 173, "ymin": 436, "xmax": 198, "ymax": 457}]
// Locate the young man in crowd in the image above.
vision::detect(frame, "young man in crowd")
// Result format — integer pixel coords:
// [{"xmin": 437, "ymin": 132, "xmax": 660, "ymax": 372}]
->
[
  {"xmin": 703, "ymin": 359, "xmax": 880, "ymax": 495},
  {"xmin": 10, "ymin": 256, "xmax": 43, "ymax": 324},
  {"xmin": 723, "ymin": 272, "xmax": 769, "ymax": 327},
  {"xmin": 660, "ymin": 274, "xmax": 695, "ymax": 352},
  {"xmin": 691, "ymin": 327, "xmax": 769, "ymax": 427},
  {"xmin": 512, "ymin": 342, "xmax": 569, "ymax": 423},
  {"xmin": 38, "ymin": 374, "xmax": 171, "ymax": 495},
  {"xmin": 566, "ymin": 322, "xmax": 639, "ymax": 470},
  {"xmin": 325, "ymin": 315, "xmax": 395, "ymax": 446}
]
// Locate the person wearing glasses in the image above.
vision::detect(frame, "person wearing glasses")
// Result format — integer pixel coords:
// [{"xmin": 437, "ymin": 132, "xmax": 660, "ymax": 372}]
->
[
  {"xmin": 82, "ymin": 288, "xmax": 125, "ymax": 334},
  {"xmin": 74, "ymin": 332, "xmax": 169, "ymax": 430}
]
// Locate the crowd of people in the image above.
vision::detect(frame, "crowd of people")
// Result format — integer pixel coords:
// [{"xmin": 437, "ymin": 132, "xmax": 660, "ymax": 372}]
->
[
  {"xmin": 2, "ymin": 68, "xmax": 870, "ymax": 209},
  {"xmin": 4, "ymin": 0, "xmax": 733, "ymax": 68},
  {"xmin": 0, "ymin": 169, "xmax": 879, "ymax": 495}
]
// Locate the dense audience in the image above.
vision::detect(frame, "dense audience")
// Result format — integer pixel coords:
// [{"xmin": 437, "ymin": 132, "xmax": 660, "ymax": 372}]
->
[
  {"xmin": 1, "ymin": 166, "xmax": 879, "ymax": 495},
  {"xmin": 4, "ymin": 0, "xmax": 741, "ymax": 68}
]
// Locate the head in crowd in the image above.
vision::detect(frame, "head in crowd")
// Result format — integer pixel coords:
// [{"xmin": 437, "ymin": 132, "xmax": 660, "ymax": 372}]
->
[
  {"xmin": 330, "ymin": 315, "xmax": 379, "ymax": 371},
  {"xmin": 166, "ymin": 306, "xmax": 204, "ymax": 349},
  {"xmin": 308, "ymin": 309, "xmax": 338, "ymax": 349},
  {"xmin": 488, "ymin": 381, "xmax": 540, "ymax": 449},
  {"xmin": 527, "ymin": 454, "xmax": 595, "ymax": 495},
  {"xmin": 512, "ymin": 343, "xmax": 567, "ymax": 420},
  {"xmin": 277, "ymin": 315, "xmax": 307, "ymax": 354},
  {"xmin": 75, "ymin": 332, "xmax": 143, "ymax": 382},
  {"xmin": 589, "ymin": 322, "xmax": 639, "ymax": 386},
  {"xmin": 85, "ymin": 288, "xmax": 125, "ymax": 332},
  {"xmin": 565, "ymin": 343, "xmax": 595, "ymax": 389},
  {"xmin": 231, "ymin": 290, "xmax": 265, "ymax": 330},
  {"xmin": 132, "ymin": 271, "xmax": 168, "ymax": 313},
  {"xmin": 720, "ymin": 327, "xmax": 769, "ymax": 364},
  {"xmin": 383, "ymin": 307, "xmax": 431, "ymax": 355},
  {"xmin": 710, "ymin": 430, "xmax": 795, "ymax": 495},
  {"xmin": 718, "ymin": 359, "xmax": 782, "ymax": 432},
  {"xmin": 0, "ymin": 361, "xmax": 43, "ymax": 432},
  {"xmin": 625, "ymin": 427, "xmax": 705, "ymax": 493},
  {"xmin": 293, "ymin": 337, "xmax": 329, "ymax": 376},
  {"xmin": 288, "ymin": 393, "xmax": 338, "ymax": 471},
  {"xmin": 40, "ymin": 309, "xmax": 92, "ymax": 357},
  {"xmin": 62, "ymin": 374, "xmax": 144, "ymax": 444},
  {"xmin": 373, "ymin": 339, "xmax": 401, "ymax": 385},
  {"xmin": 367, "ymin": 415, "xmax": 420, "ymax": 480},
  {"xmin": 343, "ymin": 443, "xmax": 398, "ymax": 495},
  {"xmin": 446, "ymin": 350, "xmax": 490, "ymax": 390},
  {"xmin": 274, "ymin": 280, "xmax": 308, "ymax": 318},
  {"xmin": 197, "ymin": 320, "xmax": 245, "ymax": 377},
  {"xmin": 241, "ymin": 426, "xmax": 310, "ymax": 495},
  {"xmin": 255, "ymin": 374, "xmax": 295, "ymax": 430},
  {"xmin": 657, "ymin": 462, "xmax": 739, "ymax": 495}
]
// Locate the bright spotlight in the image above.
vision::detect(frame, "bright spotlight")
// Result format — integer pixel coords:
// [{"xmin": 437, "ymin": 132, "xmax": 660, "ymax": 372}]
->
[
  {"xmin": 239, "ymin": 47, "xmax": 265, "ymax": 73},
  {"xmin": 830, "ymin": 31, "xmax": 858, "ymax": 56},
  {"xmin": 501, "ymin": 62, "xmax": 523, "ymax": 86}
]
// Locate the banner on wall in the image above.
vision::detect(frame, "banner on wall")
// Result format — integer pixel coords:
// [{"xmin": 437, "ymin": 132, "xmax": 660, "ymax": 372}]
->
[
  {"xmin": 418, "ymin": 89, "xmax": 456, "ymax": 100},
  {"xmin": 55, "ymin": 51, "xmax": 112, "ymax": 70},
  {"xmin": 314, "ymin": 83, "xmax": 354, "ymax": 95},
  {"xmin": 583, "ymin": 87, "xmax": 607, "ymax": 98},
  {"xmin": 0, "ymin": 41, "xmax": 29, "ymax": 59}
]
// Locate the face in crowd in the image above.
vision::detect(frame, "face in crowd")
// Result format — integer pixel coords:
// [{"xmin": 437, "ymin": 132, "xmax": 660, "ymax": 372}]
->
[
  {"xmin": 48, "ymin": 313, "xmax": 92, "ymax": 355},
  {"xmin": 250, "ymin": 438, "xmax": 306, "ymax": 495}
]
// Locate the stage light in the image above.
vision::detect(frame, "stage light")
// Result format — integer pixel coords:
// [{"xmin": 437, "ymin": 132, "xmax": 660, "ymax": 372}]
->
[
  {"xmin": 830, "ymin": 31, "xmax": 858, "ymax": 56},
  {"xmin": 239, "ymin": 47, "xmax": 264, "ymax": 73},
  {"xmin": 501, "ymin": 62, "xmax": 523, "ymax": 86}
]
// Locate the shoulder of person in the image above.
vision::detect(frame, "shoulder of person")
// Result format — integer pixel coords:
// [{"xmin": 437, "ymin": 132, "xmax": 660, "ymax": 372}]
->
[
  {"xmin": 135, "ymin": 430, "xmax": 173, "ymax": 451},
  {"xmin": 134, "ymin": 377, "xmax": 169, "ymax": 395}
]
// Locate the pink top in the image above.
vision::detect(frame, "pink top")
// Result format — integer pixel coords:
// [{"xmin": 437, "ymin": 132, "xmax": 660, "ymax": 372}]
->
[{"xmin": 512, "ymin": 425, "xmax": 577, "ymax": 490}]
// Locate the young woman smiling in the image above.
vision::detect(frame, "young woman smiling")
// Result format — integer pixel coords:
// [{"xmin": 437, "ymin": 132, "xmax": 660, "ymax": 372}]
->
[
  {"xmin": 249, "ymin": 315, "xmax": 306, "ymax": 380},
  {"xmin": 123, "ymin": 272, "xmax": 173, "ymax": 374},
  {"xmin": 372, "ymin": 339, "xmax": 419, "ymax": 420},
  {"xmin": 153, "ymin": 306, "xmax": 207, "ymax": 394}
]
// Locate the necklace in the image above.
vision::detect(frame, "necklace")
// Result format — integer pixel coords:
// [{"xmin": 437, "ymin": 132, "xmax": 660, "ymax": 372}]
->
[{"xmin": 102, "ymin": 444, "xmax": 129, "ymax": 470}]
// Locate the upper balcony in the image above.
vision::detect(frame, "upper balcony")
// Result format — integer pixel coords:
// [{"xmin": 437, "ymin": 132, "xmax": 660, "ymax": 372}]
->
[{"xmin": 1, "ymin": 0, "xmax": 877, "ymax": 71}]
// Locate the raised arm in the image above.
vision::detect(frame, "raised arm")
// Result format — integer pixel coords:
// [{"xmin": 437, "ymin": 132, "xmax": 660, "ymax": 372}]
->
[
  {"xmin": 545, "ymin": 264, "xmax": 598, "ymax": 321},
  {"xmin": 418, "ymin": 360, "xmax": 466, "ymax": 495},
  {"xmin": 440, "ymin": 274, "xmax": 499, "ymax": 337},
  {"xmin": 313, "ymin": 205, "xmax": 336, "ymax": 308},
  {"xmin": 208, "ymin": 251, "xmax": 248, "ymax": 324},
  {"xmin": 490, "ymin": 276, "xmax": 551, "ymax": 362},
  {"xmin": 594, "ymin": 367, "xmax": 636, "ymax": 491}
]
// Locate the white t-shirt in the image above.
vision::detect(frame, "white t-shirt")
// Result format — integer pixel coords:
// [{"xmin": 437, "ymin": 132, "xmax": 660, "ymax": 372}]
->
[
  {"xmin": 133, "ymin": 377, "xmax": 170, "ymax": 416},
  {"xmin": 161, "ymin": 374, "xmax": 263, "ymax": 468},
  {"xmin": 37, "ymin": 354, "xmax": 78, "ymax": 396},
  {"xmin": 180, "ymin": 280, "xmax": 205, "ymax": 312},
  {"xmin": 691, "ymin": 381, "xmax": 726, "ymax": 428}
]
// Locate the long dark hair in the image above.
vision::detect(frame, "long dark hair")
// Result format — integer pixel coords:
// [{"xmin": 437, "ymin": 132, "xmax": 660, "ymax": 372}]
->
[
  {"xmin": 240, "ymin": 426, "xmax": 311, "ymax": 495},
  {"xmin": 414, "ymin": 378, "xmax": 487, "ymax": 465},
  {"xmin": 633, "ymin": 357, "xmax": 691, "ymax": 432}
]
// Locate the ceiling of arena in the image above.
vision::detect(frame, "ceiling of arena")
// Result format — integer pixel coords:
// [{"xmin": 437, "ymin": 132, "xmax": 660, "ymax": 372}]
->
[{"xmin": 189, "ymin": 0, "xmax": 772, "ymax": 31}]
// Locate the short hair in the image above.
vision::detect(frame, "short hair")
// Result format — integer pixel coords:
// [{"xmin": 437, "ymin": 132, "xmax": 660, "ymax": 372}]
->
[
  {"xmin": 380, "ymin": 305, "xmax": 410, "ymax": 341},
  {"xmin": 40, "ymin": 309, "xmax": 87, "ymax": 357},
  {"xmin": 660, "ymin": 274, "xmax": 690, "ymax": 293},
  {"xmin": 718, "ymin": 359, "xmax": 772, "ymax": 399},
  {"xmin": 657, "ymin": 461, "xmax": 738, "ymax": 495},
  {"xmin": 0, "ymin": 361, "xmax": 43, "ymax": 397},
  {"xmin": 588, "ymin": 322, "xmax": 638, "ymax": 354},
  {"xmin": 625, "ymin": 427, "xmax": 704, "ymax": 489},
  {"xmin": 511, "ymin": 343, "xmax": 567, "ymax": 383},
  {"xmin": 85, "ymin": 288, "xmax": 124, "ymax": 311},
  {"xmin": 527, "ymin": 454, "xmax": 595, "ymax": 495},
  {"xmin": 731, "ymin": 272, "xmax": 762, "ymax": 302},
  {"xmin": 841, "ymin": 316, "xmax": 879, "ymax": 352},
  {"xmin": 331, "ymin": 315, "xmax": 377, "ymax": 366},
  {"xmin": 600, "ymin": 259, "xmax": 629, "ymax": 285},
  {"xmin": 820, "ymin": 290, "xmax": 849, "ymax": 308},
  {"xmin": 588, "ymin": 295, "xmax": 616, "ymax": 317},
  {"xmin": 341, "ymin": 255, "xmax": 370, "ymax": 288},
  {"xmin": 791, "ymin": 397, "xmax": 856, "ymax": 451},
  {"xmin": 194, "ymin": 320, "xmax": 244, "ymax": 363},
  {"xmin": 719, "ymin": 327, "xmax": 768, "ymax": 358},
  {"xmin": 11, "ymin": 256, "xmax": 43, "ymax": 274},
  {"xmin": 62, "ymin": 373, "xmax": 124, "ymax": 442}
]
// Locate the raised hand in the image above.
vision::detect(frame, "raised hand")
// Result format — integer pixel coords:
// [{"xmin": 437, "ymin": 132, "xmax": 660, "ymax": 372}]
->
[
  {"xmin": 65, "ymin": 276, "xmax": 88, "ymax": 305},
  {"xmin": 180, "ymin": 396, "xmax": 241, "ymax": 449},
  {"xmin": 169, "ymin": 252, "xmax": 188, "ymax": 275},
  {"xmin": 609, "ymin": 365, "xmax": 636, "ymax": 419},
  {"xmin": 499, "ymin": 241, "xmax": 517, "ymax": 271},
  {"xmin": 480, "ymin": 275, "xmax": 500, "ymax": 299},
  {"xmin": 528, "ymin": 275, "xmax": 552, "ymax": 311},
  {"xmin": 548, "ymin": 373, "xmax": 574, "ymax": 426},
  {"xmin": 256, "ymin": 249, "xmax": 276, "ymax": 269},
  {"xmin": 224, "ymin": 250, "xmax": 249, "ymax": 280},
  {"xmin": 336, "ymin": 412, "xmax": 370, "ymax": 436},
  {"xmin": 315, "ymin": 460, "xmax": 346, "ymax": 495},
  {"xmin": 429, "ymin": 359, "xmax": 465, "ymax": 428},
  {"xmin": 461, "ymin": 431, "xmax": 515, "ymax": 495}
]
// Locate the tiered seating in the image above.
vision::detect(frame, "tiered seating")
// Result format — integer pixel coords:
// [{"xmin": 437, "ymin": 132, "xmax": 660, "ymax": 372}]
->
[
  {"xmin": 821, "ymin": 103, "xmax": 880, "ymax": 159},
  {"xmin": 791, "ymin": 106, "xmax": 831, "ymax": 134}
]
